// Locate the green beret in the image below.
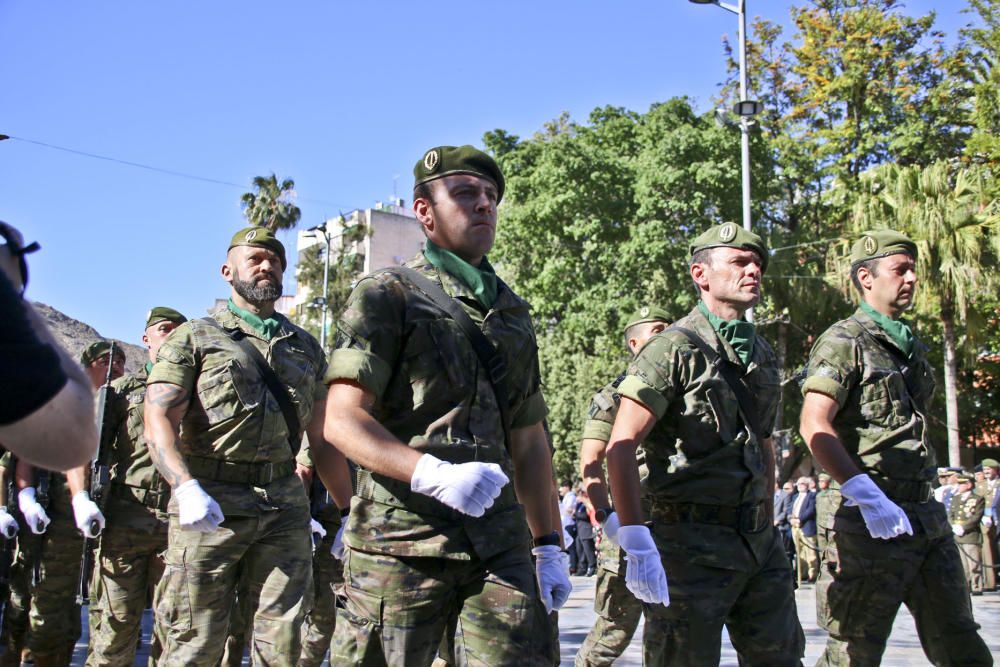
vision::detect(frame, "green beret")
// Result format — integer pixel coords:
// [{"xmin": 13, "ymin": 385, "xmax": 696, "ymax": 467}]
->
[
  {"xmin": 623, "ymin": 305, "xmax": 673, "ymax": 332},
  {"xmin": 981, "ymin": 458, "xmax": 999, "ymax": 469},
  {"xmin": 849, "ymin": 230, "xmax": 917, "ymax": 267},
  {"xmin": 80, "ymin": 340, "xmax": 123, "ymax": 367},
  {"xmin": 145, "ymin": 306, "xmax": 187, "ymax": 329},
  {"xmin": 228, "ymin": 226, "xmax": 287, "ymax": 269},
  {"xmin": 818, "ymin": 473, "xmax": 832, "ymax": 481},
  {"xmin": 413, "ymin": 145, "xmax": 505, "ymax": 203},
  {"xmin": 689, "ymin": 223, "xmax": 769, "ymax": 272}
]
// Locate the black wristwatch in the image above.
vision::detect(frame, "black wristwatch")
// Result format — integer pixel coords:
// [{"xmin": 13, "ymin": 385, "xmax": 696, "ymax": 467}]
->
[
  {"xmin": 532, "ymin": 531, "xmax": 561, "ymax": 547},
  {"xmin": 594, "ymin": 507, "xmax": 614, "ymax": 523}
]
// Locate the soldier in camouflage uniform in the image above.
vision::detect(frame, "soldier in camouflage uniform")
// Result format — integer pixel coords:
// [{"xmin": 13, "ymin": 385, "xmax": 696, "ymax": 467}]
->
[
  {"xmin": 799, "ymin": 230, "xmax": 991, "ymax": 666},
  {"xmin": 84, "ymin": 307, "xmax": 187, "ymax": 667},
  {"xmin": 1, "ymin": 342, "xmax": 123, "ymax": 666},
  {"xmin": 574, "ymin": 305, "xmax": 671, "ymax": 667},
  {"xmin": 324, "ymin": 145, "xmax": 570, "ymax": 666},
  {"xmin": 142, "ymin": 227, "xmax": 353, "ymax": 665},
  {"xmin": 295, "ymin": 442, "xmax": 347, "ymax": 667},
  {"xmin": 948, "ymin": 473, "xmax": 985, "ymax": 595},
  {"xmin": 814, "ymin": 473, "xmax": 834, "ymax": 556},
  {"xmin": 606, "ymin": 223, "xmax": 804, "ymax": 666}
]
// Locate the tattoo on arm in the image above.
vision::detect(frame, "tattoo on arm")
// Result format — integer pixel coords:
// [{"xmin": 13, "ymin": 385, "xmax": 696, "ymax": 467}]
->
[
  {"xmin": 147, "ymin": 437, "xmax": 187, "ymax": 488},
  {"xmin": 147, "ymin": 384, "xmax": 190, "ymax": 409}
]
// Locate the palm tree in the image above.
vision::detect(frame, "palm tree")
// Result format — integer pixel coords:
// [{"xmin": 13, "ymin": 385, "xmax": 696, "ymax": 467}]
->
[
  {"xmin": 240, "ymin": 173, "xmax": 302, "ymax": 232},
  {"xmin": 851, "ymin": 160, "xmax": 1000, "ymax": 465}
]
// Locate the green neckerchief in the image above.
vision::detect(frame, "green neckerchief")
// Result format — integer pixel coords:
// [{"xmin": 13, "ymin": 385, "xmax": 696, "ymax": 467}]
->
[
  {"xmin": 423, "ymin": 239, "xmax": 498, "ymax": 309},
  {"xmin": 698, "ymin": 301, "xmax": 756, "ymax": 366},
  {"xmin": 227, "ymin": 298, "xmax": 282, "ymax": 340},
  {"xmin": 144, "ymin": 361, "xmax": 153, "ymax": 375},
  {"xmin": 860, "ymin": 301, "xmax": 914, "ymax": 357}
]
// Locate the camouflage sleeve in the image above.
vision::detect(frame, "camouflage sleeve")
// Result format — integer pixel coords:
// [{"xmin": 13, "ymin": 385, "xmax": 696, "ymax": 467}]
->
[
  {"xmin": 296, "ymin": 437, "xmax": 313, "ymax": 468},
  {"xmin": 324, "ymin": 276, "xmax": 402, "ymax": 400},
  {"xmin": 801, "ymin": 326, "xmax": 859, "ymax": 409},
  {"xmin": 310, "ymin": 338, "xmax": 329, "ymax": 402},
  {"xmin": 147, "ymin": 322, "xmax": 198, "ymax": 391},
  {"xmin": 616, "ymin": 335, "xmax": 680, "ymax": 420},
  {"xmin": 580, "ymin": 384, "xmax": 618, "ymax": 442},
  {"xmin": 510, "ymin": 340, "xmax": 547, "ymax": 429}
]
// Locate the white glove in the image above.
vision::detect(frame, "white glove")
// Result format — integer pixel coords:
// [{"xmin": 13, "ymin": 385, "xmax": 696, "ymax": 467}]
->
[
  {"xmin": 532, "ymin": 544, "xmax": 572, "ymax": 613},
  {"xmin": 983, "ymin": 516, "xmax": 993, "ymax": 528},
  {"xmin": 0, "ymin": 508, "xmax": 18, "ymax": 539},
  {"xmin": 18, "ymin": 487, "xmax": 50, "ymax": 535},
  {"xmin": 71, "ymin": 491, "xmax": 106, "ymax": 538},
  {"xmin": 840, "ymin": 474, "xmax": 913, "ymax": 540},
  {"xmin": 174, "ymin": 479, "xmax": 224, "ymax": 532},
  {"xmin": 953, "ymin": 524, "xmax": 966, "ymax": 537},
  {"xmin": 602, "ymin": 511, "xmax": 621, "ymax": 546},
  {"xmin": 310, "ymin": 518, "xmax": 327, "ymax": 540},
  {"xmin": 330, "ymin": 525, "xmax": 345, "ymax": 560},
  {"xmin": 618, "ymin": 525, "xmax": 669, "ymax": 606},
  {"xmin": 410, "ymin": 454, "xmax": 509, "ymax": 517}
]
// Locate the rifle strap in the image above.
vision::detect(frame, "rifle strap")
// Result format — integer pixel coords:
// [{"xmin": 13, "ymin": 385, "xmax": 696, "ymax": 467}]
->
[
  {"xmin": 666, "ymin": 326, "xmax": 763, "ymax": 439},
  {"xmin": 383, "ymin": 267, "xmax": 513, "ymax": 454},
  {"xmin": 202, "ymin": 318, "xmax": 301, "ymax": 457}
]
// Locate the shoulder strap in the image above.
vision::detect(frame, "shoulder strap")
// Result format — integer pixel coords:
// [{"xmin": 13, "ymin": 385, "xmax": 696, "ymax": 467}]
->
[
  {"xmin": 385, "ymin": 266, "xmax": 512, "ymax": 453},
  {"xmin": 667, "ymin": 326, "xmax": 763, "ymax": 439},
  {"xmin": 849, "ymin": 316, "xmax": 925, "ymax": 413},
  {"xmin": 202, "ymin": 317, "xmax": 301, "ymax": 457}
]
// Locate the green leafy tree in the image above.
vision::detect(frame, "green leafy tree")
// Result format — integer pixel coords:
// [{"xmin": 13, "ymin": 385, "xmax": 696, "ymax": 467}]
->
[
  {"xmin": 850, "ymin": 160, "xmax": 1000, "ymax": 465},
  {"xmin": 963, "ymin": 0, "xmax": 1000, "ymax": 165},
  {"xmin": 240, "ymin": 173, "xmax": 302, "ymax": 231}
]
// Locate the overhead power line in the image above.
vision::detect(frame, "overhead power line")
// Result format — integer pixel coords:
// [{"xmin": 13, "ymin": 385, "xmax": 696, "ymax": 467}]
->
[{"xmin": 0, "ymin": 134, "xmax": 352, "ymax": 210}]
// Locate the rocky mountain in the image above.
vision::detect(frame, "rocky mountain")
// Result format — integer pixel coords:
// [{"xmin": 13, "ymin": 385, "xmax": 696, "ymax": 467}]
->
[{"xmin": 33, "ymin": 302, "xmax": 147, "ymax": 373}]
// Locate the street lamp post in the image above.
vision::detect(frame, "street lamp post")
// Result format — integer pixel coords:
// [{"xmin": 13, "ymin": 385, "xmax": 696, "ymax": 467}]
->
[
  {"xmin": 305, "ymin": 222, "xmax": 333, "ymax": 350},
  {"xmin": 690, "ymin": 0, "xmax": 761, "ymax": 318}
]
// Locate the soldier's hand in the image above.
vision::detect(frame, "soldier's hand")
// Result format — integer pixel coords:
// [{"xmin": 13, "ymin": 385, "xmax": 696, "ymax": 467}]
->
[
  {"xmin": 330, "ymin": 525, "xmax": 345, "ymax": 560},
  {"xmin": 71, "ymin": 491, "xmax": 105, "ymax": 538},
  {"xmin": 17, "ymin": 487, "xmax": 51, "ymax": 535},
  {"xmin": 174, "ymin": 479, "xmax": 224, "ymax": 532},
  {"xmin": 0, "ymin": 508, "xmax": 18, "ymax": 539},
  {"xmin": 409, "ymin": 454, "xmax": 509, "ymax": 517},
  {"xmin": 601, "ymin": 510, "xmax": 621, "ymax": 545},
  {"xmin": 532, "ymin": 544, "xmax": 572, "ymax": 613},
  {"xmin": 840, "ymin": 474, "xmax": 913, "ymax": 540},
  {"xmin": 618, "ymin": 525, "xmax": 669, "ymax": 606},
  {"xmin": 310, "ymin": 518, "xmax": 327, "ymax": 540}
]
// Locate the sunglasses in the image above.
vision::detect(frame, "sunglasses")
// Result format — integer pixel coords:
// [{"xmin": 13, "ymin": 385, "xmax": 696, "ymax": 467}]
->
[{"xmin": 0, "ymin": 222, "xmax": 40, "ymax": 295}]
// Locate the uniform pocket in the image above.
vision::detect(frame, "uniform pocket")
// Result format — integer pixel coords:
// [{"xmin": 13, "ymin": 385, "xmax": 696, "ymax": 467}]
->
[{"xmin": 155, "ymin": 548, "xmax": 193, "ymax": 633}]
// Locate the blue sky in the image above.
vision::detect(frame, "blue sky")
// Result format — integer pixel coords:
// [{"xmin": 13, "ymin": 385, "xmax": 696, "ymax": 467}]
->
[{"xmin": 1, "ymin": 1, "xmax": 967, "ymax": 344}]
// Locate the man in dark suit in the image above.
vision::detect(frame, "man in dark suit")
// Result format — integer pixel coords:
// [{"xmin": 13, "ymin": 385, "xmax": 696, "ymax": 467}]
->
[
  {"xmin": 774, "ymin": 481, "xmax": 794, "ymax": 565},
  {"xmin": 790, "ymin": 476, "xmax": 818, "ymax": 582}
]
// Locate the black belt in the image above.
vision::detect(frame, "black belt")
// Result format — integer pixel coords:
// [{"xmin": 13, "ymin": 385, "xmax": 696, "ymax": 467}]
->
[
  {"xmin": 184, "ymin": 455, "xmax": 295, "ymax": 485},
  {"xmin": 651, "ymin": 501, "xmax": 770, "ymax": 533},
  {"xmin": 874, "ymin": 478, "xmax": 933, "ymax": 504},
  {"xmin": 110, "ymin": 483, "xmax": 170, "ymax": 511}
]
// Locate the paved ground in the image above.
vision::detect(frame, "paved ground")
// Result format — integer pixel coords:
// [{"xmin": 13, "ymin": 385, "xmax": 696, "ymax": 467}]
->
[{"xmin": 65, "ymin": 575, "xmax": 1000, "ymax": 665}]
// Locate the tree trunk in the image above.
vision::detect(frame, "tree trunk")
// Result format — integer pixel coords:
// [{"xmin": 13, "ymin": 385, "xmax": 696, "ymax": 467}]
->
[{"xmin": 940, "ymin": 310, "xmax": 962, "ymax": 467}]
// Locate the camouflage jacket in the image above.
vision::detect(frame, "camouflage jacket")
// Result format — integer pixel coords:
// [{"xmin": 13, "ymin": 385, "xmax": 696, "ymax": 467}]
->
[
  {"xmin": 101, "ymin": 365, "xmax": 170, "ymax": 522},
  {"xmin": 815, "ymin": 488, "xmax": 835, "ymax": 532},
  {"xmin": 948, "ymin": 491, "xmax": 984, "ymax": 545},
  {"xmin": 617, "ymin": 305, "xmax": 781, "ymax": 570},
  {"xmin": 327, "ymin": 251, "xmax": 547, "ymax": 560},
  {"xmin": 148, "ymin": 306, "xmax": 327, "ymax": 515},
  {"xmin": 802, "ymin": 307, "xmax": 946, "ymax": 536}
]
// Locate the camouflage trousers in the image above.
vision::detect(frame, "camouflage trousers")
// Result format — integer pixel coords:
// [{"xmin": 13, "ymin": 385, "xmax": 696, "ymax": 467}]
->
[
  {"xmin": 153, "ymin": 504, "xmax": 313, "ymax": 666},
  {"xmin": 84, "ymin": 502, "xmax": 167, "ymax": 667},
  {"xmin": 2, "ymin": 510, "xmax": 83, "ymax": 664},
  {"xmin": 643, "ymin": 531, "xmax": 803, "ymax": 667},
  {"xmin": 331, "ymin": 544, "xmax": 553, "ymax": 666},
  {"xmin": 574, "ymin": 548, "xmax": 642, "ymax": 667},
  {"xmin": 299, "ymin": 532, "xmax": 345, "ymax": 667},
  {"xmin": 816, "ymin": 529, "xmax": 992, "ymax": 666},
  {"xmin": 791, "ymin": 525, "xmax": 818, "ymax": 582}
]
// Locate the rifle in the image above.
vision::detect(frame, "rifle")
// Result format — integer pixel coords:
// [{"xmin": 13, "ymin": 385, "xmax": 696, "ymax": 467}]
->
[
  {"xmin": 31, "ymin": 470, "xmax": 49, "ymax": 588},
  {"xmin": 0, "ymin": 459, "xmax": 19, "ymax": 639},
  {"xmin": 76, "ymin": 341, "xmax": 115, "ymax": 605}
]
